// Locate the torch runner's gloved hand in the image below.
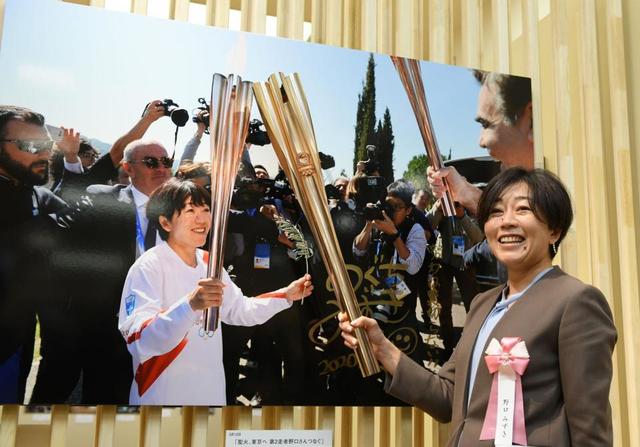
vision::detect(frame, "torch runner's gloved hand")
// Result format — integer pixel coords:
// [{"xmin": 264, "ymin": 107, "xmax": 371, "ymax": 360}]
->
[{"xmin": 188, "ymin": 278, "xmax": 225, "ymax": 311}]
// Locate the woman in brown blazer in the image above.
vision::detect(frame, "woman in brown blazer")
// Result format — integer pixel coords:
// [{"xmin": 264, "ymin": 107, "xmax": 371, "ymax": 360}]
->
[{"xmin": 340, "ymin": 168, "xmax": 616, "ymax": 446}]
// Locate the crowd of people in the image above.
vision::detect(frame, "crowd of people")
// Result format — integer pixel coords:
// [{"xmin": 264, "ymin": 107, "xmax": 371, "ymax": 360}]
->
[
  {"xmin": 0, "ymin": 67, "xmax": 616, "ymax": 445},
  {"xmin": 0, "ymin": 100, "xmax": 315, "ymax": 405}
]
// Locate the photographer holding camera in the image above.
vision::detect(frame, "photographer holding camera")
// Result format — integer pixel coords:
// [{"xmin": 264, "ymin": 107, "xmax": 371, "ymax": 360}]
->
[
  {"xmin": 354, "ymin": 180, "xmax": 426, "ymax": 278},
  {"xmin": 354, "ymin": 181, "xmax": 426, "ymax": 334}
]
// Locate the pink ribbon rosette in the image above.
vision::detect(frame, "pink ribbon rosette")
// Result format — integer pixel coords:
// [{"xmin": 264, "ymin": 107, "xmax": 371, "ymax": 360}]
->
[{"xmin": 480, "ymin": 337, "xmax": 530, "ymax": 446}]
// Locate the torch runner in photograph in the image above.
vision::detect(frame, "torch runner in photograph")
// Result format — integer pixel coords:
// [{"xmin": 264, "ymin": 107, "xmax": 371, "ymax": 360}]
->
[
  {"xmin": 116, "ymin": 73, "xmax": 314, "ymax": 404},
  {"xmin": 253, "ymin": 73, "xmax": 381, "ymax": 377},
  {"xmin": 391, "ymin": 56, "xmax": 456, "ymax": 217},
  {"xmin": 117, "ymin": 177, "xmax": 313, "ymax": 405}
]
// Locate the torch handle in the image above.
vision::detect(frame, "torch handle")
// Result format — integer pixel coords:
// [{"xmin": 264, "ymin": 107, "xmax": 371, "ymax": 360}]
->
[
  {"xmin": 440, "ymin": 177, "xmax": 457, "ymax": 217},
  {"xmin": 202, "ymin": 307, "xmax": 219, "ymax": 334}
]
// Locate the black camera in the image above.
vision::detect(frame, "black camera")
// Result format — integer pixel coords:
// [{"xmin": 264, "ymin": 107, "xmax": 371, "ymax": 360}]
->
[
  {"xmin": 325, "ymin": 184, "xmax": 342, "ymax": 201},
  {"xmin": 361, "ymin": 144, "xmax": 381, "ymax": 176},
  {"xmin": 160, "ymin": 99, "xmax": 189, "ymax": 127},
  {"xmin": 232, "ymin": 177, "xmax": 269, "ymax": 210},
  {"xmin": 232, "ymin": 175, "xmax": 294, "ymax": 211},
  {"xmin": 246, "ymin": 119, "xmax": 270, "ymax": 146},
  {"xmin": 364, "ymin": 200, "xmax": 395, "ymax": 221},
  {"xmin": 319, "ymin": 152, "xmax": 335, "ymax": 170},
  {"xmin": 353, "ymin": 176, "xmax": 386, "ymax": 210},
  {"xmin": 192, "ymin": 97, "xmax": 210, "ymax": 134},
  {"xmin": 271, "ymin": 170, "xmax": 295, "ymax": 200},
  {"xmin": 271, "ymin": 179, "xmax": 293, "ymax": 198}
]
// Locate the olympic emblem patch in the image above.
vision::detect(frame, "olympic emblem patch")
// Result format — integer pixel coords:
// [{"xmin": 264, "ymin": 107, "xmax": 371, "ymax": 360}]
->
[{"xmin": 125, "ymin": 294, "xmax": 136, "ymax": 315}]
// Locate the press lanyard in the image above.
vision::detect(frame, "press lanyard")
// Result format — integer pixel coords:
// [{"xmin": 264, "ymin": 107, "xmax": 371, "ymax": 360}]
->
[
  {"xmin": 31, "ymin": 190, "xmax": 39, "ymax": 216},
  {"xmin": 373, "ymin": 237, "xmax": 383, "ymax": 278},
  {"xmin": 134, "ymin": 209, "xmax": 145, "ymax": 257}
]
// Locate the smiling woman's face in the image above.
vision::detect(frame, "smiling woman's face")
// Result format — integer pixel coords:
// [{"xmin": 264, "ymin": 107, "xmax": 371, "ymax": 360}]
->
[
  {"xmin": 484, "ymin": 182, "xmax": 558, "ymax": 274},
  {"xmin": 162, "ymin": 198, "xmax": 211, "ymax": 250}
]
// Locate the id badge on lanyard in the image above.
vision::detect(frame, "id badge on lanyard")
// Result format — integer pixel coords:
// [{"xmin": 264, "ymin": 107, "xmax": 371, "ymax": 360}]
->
[
  {"xmin": 254, "ymin": 242, "xmax": 271, "ymax": 269},
  {"xmin": 452, "ymin": 235, "xmax": 465, "ymax": 257},
  {"xmin": 384, "ymin": 274, "xmax": 411, "ymax": 300},
  {"xmin": 387, "ymin": 246, "xmax": 411, "ymax": 300}
]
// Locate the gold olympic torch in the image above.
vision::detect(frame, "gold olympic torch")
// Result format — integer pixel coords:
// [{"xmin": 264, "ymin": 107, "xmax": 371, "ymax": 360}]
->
[
  {"xmin": 391, "ymin": 56, "xmax": 456, "ymax": 217},
  {"xmin": 253, "ymin": 73, "xmax": 381, "ymax": 377},
  {"xmin": 202, "ymin": 73, "xmax": 253, "ymax": 336}
]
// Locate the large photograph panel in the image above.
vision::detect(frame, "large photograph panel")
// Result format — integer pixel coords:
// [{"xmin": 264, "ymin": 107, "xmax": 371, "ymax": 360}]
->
[{"xmin": 0, "ymin": 0, "xmax": 532, "ymax": 406}]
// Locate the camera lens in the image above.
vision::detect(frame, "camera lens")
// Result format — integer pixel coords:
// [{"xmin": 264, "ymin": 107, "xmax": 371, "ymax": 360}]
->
[{"xmin": 170, "ymin": 109, "xmax": 189, "ymax": 127}]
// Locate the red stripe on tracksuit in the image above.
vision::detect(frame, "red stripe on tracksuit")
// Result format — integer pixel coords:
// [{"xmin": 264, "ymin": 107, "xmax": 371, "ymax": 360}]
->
[
  {"xmin": 126, "ymin": 316, "xmax": 156, "ymax": 344},
  {"xmin": 256, "ymin": 291, "xmax": 287, "ymax": 299},
  {"xmin": 135, "ymin": 338, "xmax": 188, "ymax": 397}
]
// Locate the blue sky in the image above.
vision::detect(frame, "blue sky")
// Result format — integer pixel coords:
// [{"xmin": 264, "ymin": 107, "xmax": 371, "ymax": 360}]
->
[{"xmin": 0, "ymin": 0, "xmax": 487, "ymax": 180}]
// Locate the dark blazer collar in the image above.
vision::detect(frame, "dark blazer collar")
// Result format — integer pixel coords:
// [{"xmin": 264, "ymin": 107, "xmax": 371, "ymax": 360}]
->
[{"xmin": 116, "ymin": 184, "xmax": 134, "ymax": 205}]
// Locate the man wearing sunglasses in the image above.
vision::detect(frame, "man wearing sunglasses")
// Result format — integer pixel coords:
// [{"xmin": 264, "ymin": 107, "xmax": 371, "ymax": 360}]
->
[
  {"xmin": 32, "ymin": 139, "xmax": 174, "ymax": 405},
  {"xmin": 0, "ymin": 105, "xmax": 69, "ymax": 403}
]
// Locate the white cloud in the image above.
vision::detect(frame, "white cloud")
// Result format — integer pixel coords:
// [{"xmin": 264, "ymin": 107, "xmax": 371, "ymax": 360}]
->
[
  {"xmin": 225, "ymin": 33, "xmax": 247, "ymax": 75},
  {"xmin": 17, "ymin": 64, "xmax": 74, "ymax": 90}
]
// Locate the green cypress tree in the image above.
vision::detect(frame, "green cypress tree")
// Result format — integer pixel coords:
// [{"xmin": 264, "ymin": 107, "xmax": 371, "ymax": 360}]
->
[
  {"xmin": 375, "ymin": 107, "xmax": 395, "ymax": 186},
  {"xmin": 353, "ymin": 54, "xmax": 377, "ymax": 173},
  {"xmin": 402, "ymin": 154, "xmax": 429, "ymax": 190}
]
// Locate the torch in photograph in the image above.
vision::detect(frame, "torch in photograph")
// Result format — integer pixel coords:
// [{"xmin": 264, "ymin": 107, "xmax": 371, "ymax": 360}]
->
[
  {"xmin": 253, "ymin": 73, "xmax": 381, "ymax": 377},
  {"xmin": 201, "ymin": 73, "xmax": 254, "ymax": 336},
  {"xmin": 391, "ymin": 56, "xmax": 456, "ymax": 217}
]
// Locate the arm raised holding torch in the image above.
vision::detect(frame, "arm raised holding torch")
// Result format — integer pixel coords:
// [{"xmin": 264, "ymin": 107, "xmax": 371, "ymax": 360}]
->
[{"xmin": 391, "ymin": 56, "xmax": 456, "ymax": 217}]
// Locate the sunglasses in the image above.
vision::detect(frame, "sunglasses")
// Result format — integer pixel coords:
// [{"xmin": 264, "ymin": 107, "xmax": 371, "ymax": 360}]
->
[
  {"xmin": 129, "ymin": 156, "xmax": 174, "ymax": 169},
  {"xmin": 1, "ymin": 139, "xmax": 54, "ymax": 154}
]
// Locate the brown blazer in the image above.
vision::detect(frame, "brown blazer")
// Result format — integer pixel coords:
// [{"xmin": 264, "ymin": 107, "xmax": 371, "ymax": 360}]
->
[{"xmin": 385, "ymin": 267, "xmax": 616, "ymax": 446}]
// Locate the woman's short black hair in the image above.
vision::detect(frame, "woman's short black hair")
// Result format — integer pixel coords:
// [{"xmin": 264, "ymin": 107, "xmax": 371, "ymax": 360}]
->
[
  {"xmin": 477, "ymin": 168, "xmax": 573, "ymax": 258},
  {"xmin": 147, "ymin": 178, "xmax": 211, "ymax": 241}
]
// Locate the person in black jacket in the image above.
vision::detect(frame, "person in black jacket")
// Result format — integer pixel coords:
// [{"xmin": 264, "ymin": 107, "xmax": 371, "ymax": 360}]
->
[
  {"xmin": 427, "ymin": 201, "xmax": 484, "ymax": 361},
  {"xmin": 50, "ymin": 137, "xmax": 117, "ymax": 204},
  {"xmin": 0, "ymin": 105, "xmax": 68, "ymax": 403},
  {"xmin": 30, "ymin": 139, "xmax": 172, "ymax": 404}
]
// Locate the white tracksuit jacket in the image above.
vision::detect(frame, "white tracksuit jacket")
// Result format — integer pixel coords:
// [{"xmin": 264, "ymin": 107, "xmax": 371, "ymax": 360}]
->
[{"xmin": 118, "ymin": 242, "xmax": 290, "ymax": 405}]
